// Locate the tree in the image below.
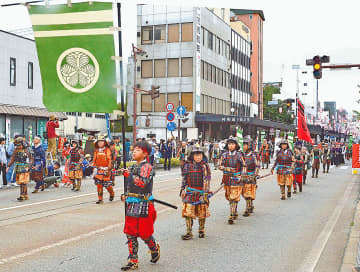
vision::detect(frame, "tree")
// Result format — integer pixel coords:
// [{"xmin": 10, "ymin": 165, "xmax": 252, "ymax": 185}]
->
[
  {"xmin": 353, "ymin": 110, "xmax": 360, "ymax": 121},
  {"xmin": 263, "ymin": 85, "xmax": 294, "ymax": 125},
  {"xmin": 110, "ymin": 104, "xmax": 133, "ymax": 133}
]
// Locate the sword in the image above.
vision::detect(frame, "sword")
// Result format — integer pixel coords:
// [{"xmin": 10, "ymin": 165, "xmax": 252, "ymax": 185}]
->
[
  {"xmin": 125, "ymin": 193, "xmax": 178, "ymax": 210},
  {"xmin": 190, "ymin": 172, "xmax": 273, "ymax": 205}
]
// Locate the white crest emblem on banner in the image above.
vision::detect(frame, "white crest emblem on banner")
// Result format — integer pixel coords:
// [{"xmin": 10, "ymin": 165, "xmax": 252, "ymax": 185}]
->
[{"xmin": 56, "ymin": 47, "xmax": 100, "ymax": 93}]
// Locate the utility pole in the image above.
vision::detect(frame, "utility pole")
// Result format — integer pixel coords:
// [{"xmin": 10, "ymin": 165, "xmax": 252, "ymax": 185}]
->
[
  {"xmin": 131, "ymin": 44, "xmax": 147, "ymax": 144},
  {"xmin": 178, "ymin": 100, "xmax": 181, "ymax": 144}
]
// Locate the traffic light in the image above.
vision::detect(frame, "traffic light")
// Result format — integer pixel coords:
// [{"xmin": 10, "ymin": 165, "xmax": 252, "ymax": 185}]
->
[
  {"xmin": 313, "ymin": 55, "xmax": 322, "ymax": 79},
  {"xmin": 151, "ymin": 85, "xmax": 160, "ymax": 99}
]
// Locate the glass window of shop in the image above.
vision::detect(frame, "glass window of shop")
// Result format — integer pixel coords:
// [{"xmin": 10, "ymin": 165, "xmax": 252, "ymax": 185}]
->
[
  {"xmin": 24, "ymin": 117, "xmax": 37, "ymax": 142},
  {"xmin": 0, "ymin": 115, "xmax": 5, "ymax": 138},
  {"xmin": 37, "ymin": 119, "xmax": 47, "ymax": 139},
  {"xmin": 9, "ymin": 116, "xmax": 23, "ymax": 140}
]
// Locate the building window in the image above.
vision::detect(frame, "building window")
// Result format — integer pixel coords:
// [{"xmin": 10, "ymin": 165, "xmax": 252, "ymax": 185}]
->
[
  {"xmin": 201, "ymin": 61, "xmax": 204, "ymax": 79},
  {"xmin": 168, "ymin": 24, "xmax": 179, "ymax": 43},
  {"xmin": 167, "ymin": 58, "xmax": 179, "ymax": 77},
  {"xmin": 154, "ymin": 94, "xmax": 165, "ymax": 112},
  {"xmin": 206, "ymin": 63, "xmax": 212, "ymax": 81},
  {"xmin": 141, "ymin": 26, "xmax": 153, "ymax": 44},
  {"xmin": 95, "ymin": 114, "xmax": 105, "ymax": 119},
  {"xmin": 28, "ymin": 62, "xmax": 33, "ymax": 89},
  {"xmin": 207, "ymin": 31, "xmax": 213, "ymax": 50},
  {"xmin": 202, "ymin": 27, "xmax": 205, "ymax": 46},
  {"xmin": 141, "ymin": 94, "xmax": 152, "ymax": 112},
  {"xmin": 221, "ymin": 8, "xmax": 225, "ymax": 19},
  {"xmin": 212, "ymin": 66, "xmax": 216, "ymax": 83},
  {"xmin": 86, "ymin": 113, "xmax": 93, "ymax": 118},
  {"xmin": 167, "ymin": 93, "xmax": 179, "ymax": 106},
  {"xmin": 218, "ymin": 38, "xmax": 221, "ymax": 55},
  {"xmin": 10, "ymin": 57, "xmax": 16, "ymax": 86},
  {"xmin": 77, "ymin": 112, "xmax": 82, "ymax": 117},
  {"xmin": 203, "ymin": 95, "xmax": 208, "ymax": 113},
  {"xmin": 141, "ymin": 60, "xmax": 153, "ymax": 78},
  {"xmin": 154, "ymin": 59, "xmax": 166, "ymax": 78},
  {"xmin": 181, "ymin": 92, "xmax": 193, "ymax": 112},
  {"xmin": 154, "ymin": 25, "xmax": 166, "ymax": 44},
  {"xmin": 181, "ymin": 58, "xmax": 193, "ymax": 77},
  {"xmin": 181, "ymin": 23, "xmax": 193, "ymax": 42}
]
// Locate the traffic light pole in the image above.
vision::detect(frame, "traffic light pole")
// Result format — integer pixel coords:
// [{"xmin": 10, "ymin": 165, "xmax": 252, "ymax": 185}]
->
[{"xmin": 316, "ymin": 79, "xmax": 319, "ymax": 121}]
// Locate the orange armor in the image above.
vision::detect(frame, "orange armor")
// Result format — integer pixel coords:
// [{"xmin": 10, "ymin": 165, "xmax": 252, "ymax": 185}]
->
[{"xmin": 93, "ymin": 148, "xmax": 112, "ymax": 181}]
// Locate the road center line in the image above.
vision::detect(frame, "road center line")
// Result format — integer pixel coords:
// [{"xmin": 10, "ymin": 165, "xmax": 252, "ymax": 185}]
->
[{"xmin": 297, "ymin": 177, "xmax": 355, "ymax": 272}]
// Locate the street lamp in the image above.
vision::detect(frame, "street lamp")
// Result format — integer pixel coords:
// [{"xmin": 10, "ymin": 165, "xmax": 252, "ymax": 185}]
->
[
  {"xmin": 132, "ymin": 43, "xmax": 147, "ymax": 144},
  {"xmin": 230, "ymin": 107, "xmax": 235, "ymax": 115}
]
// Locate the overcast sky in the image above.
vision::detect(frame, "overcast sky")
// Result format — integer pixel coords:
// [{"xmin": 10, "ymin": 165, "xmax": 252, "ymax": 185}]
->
[{"xmin": 0, "ymin": 0, "xmax": 359, "ymax": 113}]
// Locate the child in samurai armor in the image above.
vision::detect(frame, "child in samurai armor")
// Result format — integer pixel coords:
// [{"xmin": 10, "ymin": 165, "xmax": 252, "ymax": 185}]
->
[
  {"xmin": 93, "ymin": 137, "xmax": 114, "ymax": 204},
  {"xmin": 218, "ymin": 136, "xmax": 244, "ymax": 224},
  {"xmin": 68, "ymin": 140, "xmax": 83, "ymax": 191},
  {"xmin": 180, "ymin": 147, "xmax": 211, "ymax": 240},
  {"xmin": 119, "ymin": 140, "xmax": 160, "ymax": 271},
  {"xmin": 271, "ymin": 139, "xmax": 295, "ymax": 200},
  {"xmin": 322, "ymin": 143, "xmax": 331, "ymax": 173},
  {"xmin": 301, "ymin": 146, "xmax": 310, "ymax": 185},
  {"xmin": 346, "ymin": 144, "xmax": 352, "ymax": 160},
  {"xmin": 31, "ymin": 136, "xmax": 46, "ymax": 194},
  {"xmin": 241, "ymin": 136, "xmax": 260, "ymax": 217},
  {"xmin": 7, "ymin": 136, "xmax": 31, "ymax": 201},
  {"xmin": 259, "ymin": 139, "xmax": 270, "ymax": 169},
  {"xmin": 311, "ymin": 145, "xmax": 322, "ymax": 178},
  {"xmin": 293, "ymin": 146, "xmax": 304, "ymax": 194}
]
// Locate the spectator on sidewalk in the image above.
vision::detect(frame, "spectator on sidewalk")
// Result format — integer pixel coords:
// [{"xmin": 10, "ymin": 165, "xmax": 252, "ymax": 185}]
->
[
  {"xmin": 6, "ymin": 136, "xmax": 17, "ymax": 186},
  {"xmin": 0, "ymin": 137, "xmax": 7, "ymax": 188},
  {"xmin": 46, "ymin": 115, "xmax": 59, "ymax": 159},
  {"xmin": 163, "ymin": 140, "xmax": 173, "ymax": 171}
]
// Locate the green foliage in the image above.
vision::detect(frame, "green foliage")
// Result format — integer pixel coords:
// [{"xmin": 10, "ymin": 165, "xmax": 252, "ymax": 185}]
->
[
  {"xmin": 159, "ymin": 158, "xmax": 181, "ymax": 166},
  {"xmin": 110, "ymin": 103, "xmax": 133, "ymax": 132},
  {"xmin": 353, "ymin": 110, "xmax": 360, "ymax": 120},
  {"xmin": 263, "ymin": 85, "xmax": 295, "ymax": 125}
]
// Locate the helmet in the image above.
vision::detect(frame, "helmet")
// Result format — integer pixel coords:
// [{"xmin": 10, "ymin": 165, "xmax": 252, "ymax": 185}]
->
[
  {"xmin": 95, "ymin": 135, "xmax": 109, "ymax": 149},
  {"xmin": 243, "ymin": 135, "xmax": 253, "ymax": 145},
  {"xmin": 278, "ymin": 138, "xmax": 289, "ymax": 147},
  {"xmin": 225, "ymin": 136, "xmax": 240, "ymax": 151},
  {"xmin": 187, "ymin": 147, "xmax": 207, "ymax": 161}
]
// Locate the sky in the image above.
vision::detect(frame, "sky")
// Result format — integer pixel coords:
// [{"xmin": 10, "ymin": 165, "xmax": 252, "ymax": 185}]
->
[{"xmin": 0, "ymin": 0, "xmax": 359, "ymax": 114}]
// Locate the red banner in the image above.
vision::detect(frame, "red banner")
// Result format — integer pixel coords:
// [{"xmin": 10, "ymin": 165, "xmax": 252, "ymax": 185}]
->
[
  {"xmin": 352, "ymin": 144, "xmax": 360, "ymax": 168},
  {"xmin": 297, "ymin": 100, "xmax": 312, "ymax": 142}
]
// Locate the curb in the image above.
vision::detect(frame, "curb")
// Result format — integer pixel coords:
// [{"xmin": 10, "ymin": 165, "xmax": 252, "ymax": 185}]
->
[{"xmin": 341, "ymin": 195, "xmax": 360, "ymax": 272}]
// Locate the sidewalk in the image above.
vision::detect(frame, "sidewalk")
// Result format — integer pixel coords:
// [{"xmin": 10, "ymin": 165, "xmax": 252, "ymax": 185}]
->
[{"xmin": 341, "ymin": 194, "xmax": 360, "ymax": 271}]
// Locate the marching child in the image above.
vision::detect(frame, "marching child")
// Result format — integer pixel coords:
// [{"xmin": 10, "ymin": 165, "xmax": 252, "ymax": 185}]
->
[
  {"xmin": 31, "ymin": 136, "xmax": 46, "ymax": 193},
  {"xmin": 119, "ymin": 140, "xmax": 160, "ymax": 271},
  {"xmin": 293, "ymin": 146, "xmax": 304, "ymax": 194},
  {"xmin": 7, "ymin": 136, "xmax": 31, "ymax": 201},
  {"xmin": 180, "ymin": 147, "xmax": 211, "ymax": 240}
]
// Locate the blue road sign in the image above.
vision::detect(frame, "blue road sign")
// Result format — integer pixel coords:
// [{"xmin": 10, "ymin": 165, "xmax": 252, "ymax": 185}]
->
[
  {"xmin": 176, "ymin": 106, "xmax": 186, "ymax": 116},
  {"xmin": 167, "ymin": 122, "xmax": 176, "ymax": 131},
  {"xmin": 166, "ymin": 112, "xmax": 175, "ymax": 122}
]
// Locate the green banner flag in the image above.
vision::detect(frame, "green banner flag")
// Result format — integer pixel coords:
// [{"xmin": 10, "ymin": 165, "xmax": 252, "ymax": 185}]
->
[
  {"xmin": 28, "ymin": 2, "xmax": 117, "ymax": 113},
  {"xmin": 260, "ymin": 131, "xmax": 266, "ymax": 144},
  {"xmin": 236, "ymin": 127, "xmax": 243, "ymax": 151},
  {"xmin": 287, "ymin": 132, "xmax": 294, "ymax": 152},
  {"xmin": 349, "ymin": 135, "xmax": 353, "ymax": 148}
]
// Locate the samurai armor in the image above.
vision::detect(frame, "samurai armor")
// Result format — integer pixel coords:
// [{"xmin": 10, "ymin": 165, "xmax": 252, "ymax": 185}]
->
[{"xmin": 181, "ymin": 202, "xmax": 210, "ymax": 219}]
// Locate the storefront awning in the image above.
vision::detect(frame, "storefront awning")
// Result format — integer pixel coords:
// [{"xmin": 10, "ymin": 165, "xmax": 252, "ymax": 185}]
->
[{"xmin": 0, "ymin": 103, "xmax": 67, "ymax": 120}]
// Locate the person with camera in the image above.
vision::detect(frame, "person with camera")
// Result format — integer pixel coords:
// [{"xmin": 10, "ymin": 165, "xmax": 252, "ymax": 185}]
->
[{"xmin": 46, "ymin": 115, "xmax": 59, "ymax": 159}]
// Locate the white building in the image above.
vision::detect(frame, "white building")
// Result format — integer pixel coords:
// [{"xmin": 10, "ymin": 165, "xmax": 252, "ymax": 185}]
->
[
  {"xmin": 0, "ymin": 30, "xmax": 66, "ymax": 141},
  {"xmin": 129, "ymin": 5, "xmax": 233, "ymax": 141}
]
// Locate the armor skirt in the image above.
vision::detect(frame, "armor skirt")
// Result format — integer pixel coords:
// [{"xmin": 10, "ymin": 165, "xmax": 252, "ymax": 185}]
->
[
  {"xmin": 94, "ymin": 178, "xmax": 114, "ymax": 188},
  {"xmin": 69, "ymin": 170, "xmax": 82, "ymax": 179},
  {"xmin": 124, "ymin": 202, "xmax": 157, "ymax": 240},
  {"xmin": 242, "ymin": 184, "xmax": 256, "ymax": 199},
  {"xmin": 312, "ymin": 159, "xmax": 320, "ymax": 169},
  {"xmin": 16, "ymin": 172, "xmax": 30, "ymax": 185},
  {"xmin": 224, "ymin": 185, "xmax": 243, "ymax": 202},
  {"xmin": 182, "ymin": 202, "xmax": 210, "ymax": 219},
  {"xmin": 277, "ymin": 174, "xmax": 293, "ymax": 186}
]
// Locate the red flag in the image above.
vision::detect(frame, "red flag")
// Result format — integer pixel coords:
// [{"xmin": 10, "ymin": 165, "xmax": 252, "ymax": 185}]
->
[{"xmin": 297, "ymin": 100, "xmax": 312, "ymax": 142}]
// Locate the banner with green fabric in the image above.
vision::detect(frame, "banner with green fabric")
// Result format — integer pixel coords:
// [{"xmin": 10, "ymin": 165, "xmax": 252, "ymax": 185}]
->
[
  {"xmin": 287, "ymin": 132, "xmax": 294, "ymax": 151},
  {"xmin": 28, "ymin": 2, "xmax": 117, "ymax": 112},
  {"xmin": 349, "ymin": 135, "xmax": 353, "ymax": 148},
  {"xmin": 236, "ymin": 127, "xmax": 243, "ymax": 151}
]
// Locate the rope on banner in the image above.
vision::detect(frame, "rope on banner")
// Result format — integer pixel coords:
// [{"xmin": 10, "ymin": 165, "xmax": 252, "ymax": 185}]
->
[{"xmin": 67, "ymin": 0, "xmax": 72, "ymax": 7}]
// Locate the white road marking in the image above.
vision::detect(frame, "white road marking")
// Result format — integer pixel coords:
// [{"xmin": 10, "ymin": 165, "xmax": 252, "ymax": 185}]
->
[
  {"xmin": 0, "ymin": 207, "xmax": 175, "ymax": 265},
  {"xmin": 341, "ymin": 166, "xmax": 349, "ymax": 170},
  {"xmin": 297, "ymin": 178, "xmax": 354, "ymax": 272},
  {"xmin": 330, "ymin": 165, "xmax": 335, "ymax": 169}
]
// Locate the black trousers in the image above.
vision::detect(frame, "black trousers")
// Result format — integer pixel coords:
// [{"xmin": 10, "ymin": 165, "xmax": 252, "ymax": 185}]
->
[
  {"xmin": 0, "ymin": 164, "xmax": 7, "ymax": 185},
  {"xmin": 164, "ymin": 157, "xmax": 171, "ymax": 170},
  {"xmin": 115, "ymin": 157, "xmax": 122, "ymax": 169}
]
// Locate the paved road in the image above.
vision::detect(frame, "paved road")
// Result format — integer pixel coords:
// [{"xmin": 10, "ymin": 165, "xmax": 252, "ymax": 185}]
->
[{"xmin": 0, "ymin": 163, "xmax": 358, "ymax": 272}]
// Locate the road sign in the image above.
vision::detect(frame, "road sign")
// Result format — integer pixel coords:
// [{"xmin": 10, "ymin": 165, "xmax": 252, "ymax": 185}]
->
[
  {"xmin": 267, "ymin": 100, "xmax": 278, "ymax": 105},
  {"xmin": 176, "ymin": 106, "xmax": 186, "ymax": 115},
  {"xmin": 167, "ymin": 122, "xmax": 176, "ymax": 132},
  {"xmin": 176, "ymin": 115, "xmax": 186, "ymax": 120},
  {"xmin": 166, "ymin": 103, "xmax": 174, "ymax": 112},
  {"xmin": 166, "ymin": 112, "xmax": 175, "ymax": 122}
]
